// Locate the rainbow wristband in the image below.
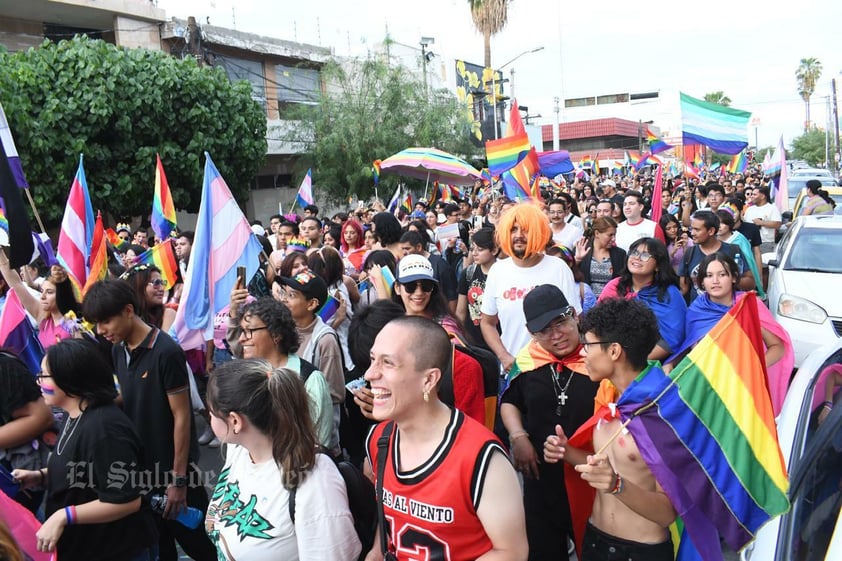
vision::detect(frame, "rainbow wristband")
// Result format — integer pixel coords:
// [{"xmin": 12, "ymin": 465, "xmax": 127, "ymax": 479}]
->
[
  {"xmin": 823, "ymin": 401, "xmax": 834, "ymax": 410},
  {"xmin": 64, "ymin": 505, "xmax": 77, "ymax": 525}
]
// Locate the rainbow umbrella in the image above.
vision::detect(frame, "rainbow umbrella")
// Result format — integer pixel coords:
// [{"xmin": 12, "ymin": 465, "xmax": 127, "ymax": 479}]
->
[{"xmin": 379, "ymin": 148, "xmax": 483, "ymax": 197}]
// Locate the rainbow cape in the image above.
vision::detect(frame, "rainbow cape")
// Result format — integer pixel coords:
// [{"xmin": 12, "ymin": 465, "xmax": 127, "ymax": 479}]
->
[
  {"xmin": 485, "ymin": 133, "xmax": 530, "ymax": 176},
  {"xmin": 134, "ymin": 240, "xmax": 179, "ymax": 288},
  {"xmin": 506, "ymin": 339, "xmax": 588, "ymax": 386},
  {"xmin": 567, "ymin": 293, "xmax": 788, "ymax": 561},
  {"xmin": 152, "ymin": 154, "xmax": 177, "ymax": 241}
]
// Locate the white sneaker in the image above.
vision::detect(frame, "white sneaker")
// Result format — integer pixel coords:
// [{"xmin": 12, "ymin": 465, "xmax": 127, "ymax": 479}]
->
[
  {"xmin": 207, "ymin": 436, "xmax": 221, "ymax": 449},
  {"xmin": 198, "ymin": 426, "xmax": 215, "ymax": 445}
]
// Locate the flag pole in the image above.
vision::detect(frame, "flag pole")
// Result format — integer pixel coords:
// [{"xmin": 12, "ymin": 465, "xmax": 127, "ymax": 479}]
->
[{"xmin": 23, "ymin": 188, "xmax": 47, "ymax": 233}]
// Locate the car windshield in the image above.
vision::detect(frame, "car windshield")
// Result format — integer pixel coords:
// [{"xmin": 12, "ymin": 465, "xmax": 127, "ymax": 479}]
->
[{"xmin": 785, "ymin": 227, "xmax": 842, "ymax": 272}]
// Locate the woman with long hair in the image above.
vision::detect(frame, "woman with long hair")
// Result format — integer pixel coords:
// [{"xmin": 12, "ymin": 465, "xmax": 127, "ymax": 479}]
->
[
  {"xmin": 12, "ymin": 339, "xmax": 157, "ymax": 560},
  {"xmin": 456, "ymin": 227, "xmax": 498, "ymax": 350},
  {"xmin": 0, "ymin": 255, "xmax": 72, "ymax": 349},
  {"xmin": 204, "ymin": 361, "xmax": 360, "ymax": 560},
  {"xmin": 120, "ymin": 264, "xmax": 172, "ymax": 331},
  {"xmin": 798, "ymin": 179, "xmax": 836, "ymax": 216},
  {"xmin": 356, "ymin": 250, "xmax": 397, "ymax": 308},
  {"xmin": 339, "ymin": 219, "xmax": 367, "ymax": 274},
  {"xmin": 716, "ymin": 208, "xmax": 764, "ymax": 299},
  {"xmin": 659, "ymin": 213, "xmax": 692, "ymax": 273},
  {"xmin": 573, "ymin": 216, "xmax": 626, "ymax": 297},
  {"xmin": 598, "ymin": 237, "xmax": 687, "ymax": 360},
  {"xmin": 673, "ymin": 253, "xmax": 792, "ymax": 413},
  {"xmin": 307, "ymin": 246, "xmax": 358, "ymax": 368}
]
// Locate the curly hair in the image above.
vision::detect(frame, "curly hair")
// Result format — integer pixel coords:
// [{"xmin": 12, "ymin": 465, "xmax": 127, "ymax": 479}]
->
[
  {"xmin": 579, "ymin": 298, "xmax": 659, "ymax": 370},
  {"xmin": 495, "ymin": 203, "xmax": 551, "ymax": 259},
  {"xmin": 240, "ymin": 297, "xmax": 300, "ymax": 355},
  {"xmin": 615, "ymin": 238, "xmax": 679, "ymax": 302},
  {"xmin": 207, "ymin": 360, "xmax": 316, "ymax": 490}
]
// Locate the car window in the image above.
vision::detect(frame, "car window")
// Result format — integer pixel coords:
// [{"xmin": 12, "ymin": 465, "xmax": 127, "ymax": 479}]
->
[
  {"xmin": 782, "ymin": 350, "xmax": 842, "ymax": 560},
  {"xmin": 784, "ymin": 228, "xmax": 842, "ymax": 272}
]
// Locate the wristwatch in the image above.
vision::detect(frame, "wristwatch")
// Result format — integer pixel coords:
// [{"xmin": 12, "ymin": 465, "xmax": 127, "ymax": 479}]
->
[{"xmin": 173, "ymin": 474, "xmax": 189, "ymax": 488}]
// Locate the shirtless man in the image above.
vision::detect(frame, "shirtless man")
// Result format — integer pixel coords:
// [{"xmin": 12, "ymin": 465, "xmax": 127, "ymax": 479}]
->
[{"xmin": 543, "ymin": 298, "xmax": 676, "ymax": 560}]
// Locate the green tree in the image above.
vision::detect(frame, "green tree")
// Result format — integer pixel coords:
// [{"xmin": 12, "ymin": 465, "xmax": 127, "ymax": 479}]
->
[
  {"xmin": 282, "ymin": 57, "xmax": 480, "ymax": 202},
  {"xmin": 469, "ymin": 0, "xmax": 509, "ymax": 69},
  {"xmin": 0, "ymin": 36, "xmax": 267, "ymax": 224},
  {"xmin": 795, "ymin": 57, "xmax": 823, "ymax": 131},
  {"xmin": 704, "ymin": 91, "xmax": 731, "ymax": 106},
  {"xmin": 791, "ymin": 127, "xmax": 835, "ymax": 167}
]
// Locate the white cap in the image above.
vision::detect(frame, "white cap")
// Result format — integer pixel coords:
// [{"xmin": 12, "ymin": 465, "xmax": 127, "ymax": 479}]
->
[
  {"xmin": 397, "ymin": 254, "xmax": 437, "ymax": 284},
  {"xmin": 251, "ymin": 224, "xmax": 266, "ymax": 237},
  {"xmin": 600, "ymin": 179, "xmax": 616, "ymax": 188}
]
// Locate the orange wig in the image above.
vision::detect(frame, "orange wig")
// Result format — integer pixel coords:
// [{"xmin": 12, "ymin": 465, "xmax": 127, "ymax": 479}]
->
[{"xmin": 495, "ymin": 203, "xmax": 551, "ymax": 259}]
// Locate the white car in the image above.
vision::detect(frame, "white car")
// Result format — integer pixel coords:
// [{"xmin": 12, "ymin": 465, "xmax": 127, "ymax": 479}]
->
[
  {"xmin": 741, "ymin": 340, "xmax": 842, "ymax": 561},
  {"xmin": 790, "ymin": 168, "xmax": 836, "ymax": 180},
  {"xmin": 767, "ymin": 215, "xmax": 842, "ymax": 367}
]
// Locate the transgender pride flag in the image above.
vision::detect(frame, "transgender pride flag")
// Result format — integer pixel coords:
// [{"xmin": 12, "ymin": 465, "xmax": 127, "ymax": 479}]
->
[
  {"xmin": 295, "ymin": 168, "xmax": 314, "ymax": 208},
  {"xmin": 57, "ymin": 156, "xmax": 95, "ymax": 292},
  {"xmin": 170, "ymin": 153, "xmax": 263, "ymax": 350}
]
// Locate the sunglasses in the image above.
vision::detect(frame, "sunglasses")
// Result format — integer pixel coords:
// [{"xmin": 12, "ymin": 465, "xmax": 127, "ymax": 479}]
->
[
  {"xmin": 400, "ymin": 280, "xmax": 436, "ymax": 293},
  {"xmin": 148, "ymin": 278, "xmax": 168, "ymax": 288}
]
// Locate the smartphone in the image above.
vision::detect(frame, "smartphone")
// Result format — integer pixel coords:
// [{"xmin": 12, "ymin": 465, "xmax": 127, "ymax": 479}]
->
[{"xmin": 236, "ymin": 266, "xmax": 246, "ymax": 287}]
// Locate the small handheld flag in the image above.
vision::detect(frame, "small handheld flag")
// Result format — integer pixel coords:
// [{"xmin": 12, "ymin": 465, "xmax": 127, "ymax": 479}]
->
[
  {"xmin": 152, "ymin": 154, "xmax": 177, "ymax": 241},
  {"xmin": 295, "ymin": 169, "xmax": 314, "ymax": 208}
]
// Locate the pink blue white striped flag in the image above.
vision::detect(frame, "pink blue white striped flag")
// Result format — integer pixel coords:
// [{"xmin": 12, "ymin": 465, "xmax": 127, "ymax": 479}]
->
[
  {"xmin": 295, "ymin": 168, "xmax": 314, "ymax": 208},
  {"xmin": 57, "ymin": 155, "xmax": 95, "ymax": 292},
  {"xmin": 170, "ymin": 153, "xmax": 263, "ymax": 350},
  {"xmin": 0, "ymin": 101, "xmax": 28, "ymax": 188}
]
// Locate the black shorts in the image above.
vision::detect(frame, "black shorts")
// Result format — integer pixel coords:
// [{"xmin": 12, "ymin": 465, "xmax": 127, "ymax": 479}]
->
[{"xmin": 581, "ymin": 521, "xmax": 674, "ymax": 561}]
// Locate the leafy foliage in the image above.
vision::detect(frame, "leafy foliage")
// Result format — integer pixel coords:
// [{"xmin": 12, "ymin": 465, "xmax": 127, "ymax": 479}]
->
[
  {"xmin": 0, "ymin": 36, "xmax": 267, "ymax": 224},
  {"xmin": 282, "ymin": 57, "xmax": 480, "ymax": 202},
  {"xmin": 703, "ymin": 91, "xmax": 731, "ymax": 107},
  {"xmin": 795, "ymin": 57, "xmax": 823, "ymax": 130},
  {"xmin": 791, "ymin": 127, "xmax": 836, "ymax": 167}
]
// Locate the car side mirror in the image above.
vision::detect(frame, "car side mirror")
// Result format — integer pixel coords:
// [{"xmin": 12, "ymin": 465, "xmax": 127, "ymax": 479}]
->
[
  {"xmin": 782, "ymin": 211, "xmax": 793, "ymax": 221},
  {"xmin": 768, "ymin": 259, "xmax": 779, "ymax": 268}
]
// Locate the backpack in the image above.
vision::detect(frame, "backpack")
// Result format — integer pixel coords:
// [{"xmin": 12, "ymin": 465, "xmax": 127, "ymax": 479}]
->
[
  {"xmin": 289, "ymin": 452, "xmax": 377, "ymax": 561},
  {"xmin": 439, "ymin": 333, "xmax": 501, "ymax": 430}
]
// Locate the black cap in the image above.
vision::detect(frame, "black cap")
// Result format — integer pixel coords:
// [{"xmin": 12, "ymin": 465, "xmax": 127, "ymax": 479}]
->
[
  {"xmin": 523, "ymin": 284, "xmax": 573, "ymax": 333},
  {"xmin": 279, "ymin": 271, "xmax": 328, "ymax": 308}
]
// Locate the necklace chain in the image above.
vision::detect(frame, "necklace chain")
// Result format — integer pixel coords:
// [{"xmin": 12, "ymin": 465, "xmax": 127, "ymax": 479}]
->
[
  {"xmin": 56, "ymin": 411, "xmax": 84, "ymax": 455},
  {"xmin": 552, "ymin": 365, "xmax": 574, "ymax": 415}
]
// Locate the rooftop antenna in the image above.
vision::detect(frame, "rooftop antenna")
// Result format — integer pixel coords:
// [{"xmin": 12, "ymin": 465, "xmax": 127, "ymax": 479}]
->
[
  {"xmin": 316, "ymin": 17, "xmax": 321, "ymax": 45},
  {"xmin": 231, "ymin": 5, "xmax": 236, "ymax": 29}
]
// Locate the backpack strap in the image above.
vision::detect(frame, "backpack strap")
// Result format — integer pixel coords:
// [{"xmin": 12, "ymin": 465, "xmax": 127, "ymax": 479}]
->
[{"xmin": 376, "ymin": 422, "xmax": 394, "ymax": 555}]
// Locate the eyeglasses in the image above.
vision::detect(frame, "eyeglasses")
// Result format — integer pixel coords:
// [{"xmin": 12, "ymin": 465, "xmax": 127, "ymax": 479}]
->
[
  {"xmin": 400, "ymin": 280, "xmax": 436, "ymax": 293},
  {"xmin": 147, "ymin": 278, "xmax": 168, "ymax": 288},
  {"xmin": 580, "ymin": 340, "xmax": 619, "ymax": 352},
  {"xmin": 628, "ymin": 250, "xmax": 653, "ymax": 262},
  {"xmin": 241, "ymin": 326, "xmax": 269, "ymax": 339},
  {"xmin": 36, "ymin": 373, "xmax": 52, "ymax": 381},
  {"xmin": 537, "ymin": 309, "xmax": 576, "ymax": 336}
]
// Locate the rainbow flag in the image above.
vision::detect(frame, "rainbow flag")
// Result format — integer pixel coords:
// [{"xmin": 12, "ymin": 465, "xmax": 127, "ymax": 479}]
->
[
  {"xmin": 592, "ymin": 153, "xmax": 600, "ymax": 176},
  {"xmin": 485, "ymin": 133, "xmax": 530, "ymax": 176},
  {"xmin": 317, "ymin": 293, "xmax": 340, "ymax": 322},
  {"xmin": 152, "ymin": 154, "xmax": 177, "ymax": 241},
  {"xmin": 82, "ymin": 211, "xmax": 108, "ymax": 296},
  {"xmin": 726, "ymin": 151, "xmax": 747, "ymax": 174},
  {"xmin": 612, "ymin": 160, "xmax": 624, "ymax": 174},
  {"xmin": 400, "ymin": 192, "xmax": 412, "ymax": 214},
  {"xmin": 645, "ymin": 126, "xmax": 673, "ymax": 155},
  {"xmin": 0, "ymin": 207, "xmax": 7, "ymax": 233},
  {"xmin": 693, "ymin": 149, "xmax": 705, "ymax": 169},
  {"xmin": 0, "ymin": 290, "xmax": 44, "ymax": 374},
  {"xmin": 502, "ymin": 147, "xmax": 539, "ymax": 201},
  {"xmin": 619, "ymin": 293, "xmax": 788, "ymax": 560},
  {"xmin": 626, "ymin": 150, "xmax": 645, "ymax": 170},
  {"xmin": 134, "ymin": 240, "xmax": 179, "ymax": 288},
  {"xmin": 440, "ymin": 183, "xmax": 454, "ymax": 202},
  {"xmin": 372, "ymin": 159, "xmax": 381, "ymax": 185},
  {"xmin": 105, "ymin": 227, "xmax": 130, "ymax": 252},
  {"xmin": 578, "ymin": 154, "xmax": 593, "ymax": 169}
]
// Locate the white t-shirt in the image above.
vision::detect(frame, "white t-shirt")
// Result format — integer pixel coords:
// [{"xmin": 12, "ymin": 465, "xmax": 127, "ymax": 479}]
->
[
  {"xmin": 551, "ymin": 222, "xmax": 584, "ymax": 249},
  {"xmin": 615, "ymin": 218, "xmax": 659, "ymax": 252},
  {"xmin": 743, "ymin": 203, "xmax": 782, "ymax": 244},
  {"xmin": 207, "ymin": 445, "xmax": 361, "ymax": 561},
  {"xmin": 480, "ymin": 255, "xmax": 580, "ymax": 355}
]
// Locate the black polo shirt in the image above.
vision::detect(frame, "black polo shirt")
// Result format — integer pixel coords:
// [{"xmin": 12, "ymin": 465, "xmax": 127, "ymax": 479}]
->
[{"xmin": 112, "ymin": 327, "xmax": 199, "ymax": 485}]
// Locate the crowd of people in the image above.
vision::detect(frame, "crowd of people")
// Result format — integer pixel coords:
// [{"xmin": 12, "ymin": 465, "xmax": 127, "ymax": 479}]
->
[{"xmin": 0, "ymin": 164, "xmax": 832, "ymax": 561}]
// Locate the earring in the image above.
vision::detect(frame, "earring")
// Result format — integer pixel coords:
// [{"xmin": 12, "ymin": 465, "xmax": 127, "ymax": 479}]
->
[{"xmin": 423, "ymin": 390, "xmax": 430, "ymax": 403}]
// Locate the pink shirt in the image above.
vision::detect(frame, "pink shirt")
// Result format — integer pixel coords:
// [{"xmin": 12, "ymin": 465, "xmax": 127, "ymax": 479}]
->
[{"xmin": 38, "ymin": 315, "xmax": 71, "ymax": 349}]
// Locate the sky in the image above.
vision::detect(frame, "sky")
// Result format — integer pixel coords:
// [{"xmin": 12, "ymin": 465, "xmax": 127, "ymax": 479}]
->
[{"xmin": 156, "ymin": 0, "xmax": 842, "ymax": 152}]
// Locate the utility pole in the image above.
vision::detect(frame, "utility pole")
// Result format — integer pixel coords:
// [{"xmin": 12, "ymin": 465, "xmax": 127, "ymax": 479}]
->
[
  {"xmin": 553, "ymin": 96, "xmax": 560, "ymax": 151},
  {"xmin": 832, "ymin": 78, "xmax": 840, "ymax": 172}
]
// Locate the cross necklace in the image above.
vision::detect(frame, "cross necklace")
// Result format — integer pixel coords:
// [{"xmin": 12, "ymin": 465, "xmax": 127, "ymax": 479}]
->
[{"xmin": 551, "ymin": 364, "xmax": 574, "ymax": 417}]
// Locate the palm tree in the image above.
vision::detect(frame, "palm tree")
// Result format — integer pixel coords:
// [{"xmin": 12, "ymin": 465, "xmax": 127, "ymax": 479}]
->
[
  {"xmin": 468, "ymin": 0, "xmax": 509, "ymax": 69},
  {"xmin": 704, "ymin": 91, "xmax": 732, "ymax": 106},
  {"xmin": 796, "ymin": 57, "xmax": 823, "ymax": 131}
]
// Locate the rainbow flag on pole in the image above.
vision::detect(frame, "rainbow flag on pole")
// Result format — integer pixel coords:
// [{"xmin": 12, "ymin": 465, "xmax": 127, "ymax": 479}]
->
[
  {"xmin": 82, "ymin": 211, "xmax": 108, "ymax": 296},
  {"xmin": 151, "ymin": 154, "xmax": 177, "ymax": 241},
  {"xmin": 485, "ymin": 133, "xmax": 530, "ymax": 176},
  {"xmin": 105, "ymin": 227, "xmax": 130, "ymax": 252},
  {"xmin": 727, "ymin": 151, "xmax": 747, "ymax": 174},
  {"xmin": 621, "ymin": 293, "xmax": 788, "ymax": 560},
  {"xmin": 134, "ymin": 240, "xmax": 179, "ymax": 289},
  {"xmin": 645, "ymin": 127, "xmax": 673, "ymax": 155}
]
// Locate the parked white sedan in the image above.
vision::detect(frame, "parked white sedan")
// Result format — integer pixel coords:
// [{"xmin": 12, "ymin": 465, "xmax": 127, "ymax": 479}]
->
[
  {"xmin": 767, "ymin": 215, "xmax": 842, "ymax": 367},
  {"xmin": 741, "ymin": 340, "xmax": 842, "ymax": 561}
]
